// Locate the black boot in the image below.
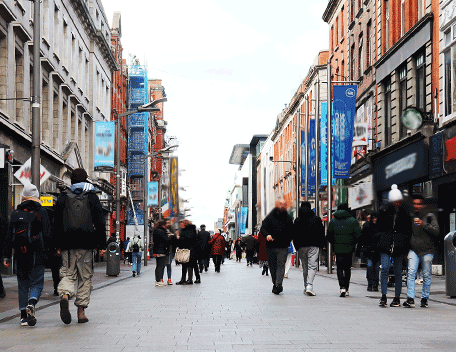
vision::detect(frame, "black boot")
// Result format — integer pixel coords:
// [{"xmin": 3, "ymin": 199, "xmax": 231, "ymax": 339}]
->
[{"xmin": 176, "ymin": 278, "xmax": 186, "ymax": 285}]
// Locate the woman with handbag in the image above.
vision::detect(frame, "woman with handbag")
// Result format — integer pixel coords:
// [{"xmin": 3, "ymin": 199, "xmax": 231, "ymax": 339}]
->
[{"xmin": 176, "ymin": 220, "xmax": 200, "ymax": 285}]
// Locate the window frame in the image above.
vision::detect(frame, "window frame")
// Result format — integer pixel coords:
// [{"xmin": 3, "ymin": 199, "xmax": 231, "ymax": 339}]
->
[
  {"xmin": 398, "ymin": 65, "xmax": 407, "ymax": 139},
  {"xmin": 384, "ymin": 78, "xmax": 392, "ymax": 147}
]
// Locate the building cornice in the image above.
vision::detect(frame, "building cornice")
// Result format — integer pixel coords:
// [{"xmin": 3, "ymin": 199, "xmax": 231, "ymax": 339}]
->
[{"xmin": 322, "ymin": 0, "xmax": 340, "ymax": 23}]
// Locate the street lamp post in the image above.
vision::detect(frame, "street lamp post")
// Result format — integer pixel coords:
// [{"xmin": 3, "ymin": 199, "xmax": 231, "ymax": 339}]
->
[{"xmin": 31, "ymin": 0, "xmax": 41, "ymax": 191}]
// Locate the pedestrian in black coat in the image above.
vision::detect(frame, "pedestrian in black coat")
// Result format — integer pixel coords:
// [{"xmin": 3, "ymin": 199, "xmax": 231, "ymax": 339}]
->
[
  {"xmin": 176, "ymin": 220, "xmax": 201, "ymax": 284},
  {"xmin": 196, "ymin": 225, "xmax": 211, "ymax": 272}
]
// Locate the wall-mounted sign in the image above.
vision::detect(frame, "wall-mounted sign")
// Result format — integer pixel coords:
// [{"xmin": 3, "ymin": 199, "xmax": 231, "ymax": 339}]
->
[
  {"xmin": 429, "ymin": 132, "xmax": 443, "ymax": 179},
  {"xmin": 40, "ymin": 196, "xmax": 53, "ymax": 207}
]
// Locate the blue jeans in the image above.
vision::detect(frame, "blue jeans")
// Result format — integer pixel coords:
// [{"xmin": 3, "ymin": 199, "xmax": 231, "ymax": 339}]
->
[
  {"xmin": 132, "ymin": 252, "xmax": 142, "ymax": 275},
  {"xmin": 366, "ymin": 257, "xmax": 380, "ymax": 286},
  {"xmin": 166, "ymin": 251, "xmax": 174, "ymax": 279},
  {"xmin": 380, "ymin": 253, "xmax": 403, "ymax": 297},
  {"xmin": 17, "ymin": 265, "xmax": 45, "ymax": 311},
  {"xmin": 407, "ymin": 250, "xmax": 433, "ymax": 299}
]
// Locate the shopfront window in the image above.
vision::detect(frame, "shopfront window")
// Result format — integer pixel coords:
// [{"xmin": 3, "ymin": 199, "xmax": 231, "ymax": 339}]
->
[
  {"xmin": 416, "ymin": 51, "xmax": 425, "ymax": 111},
  {"xmin": 398, "ymin": 65, "xmax": 407, "ymax": 139},
  {"xmin": 443, "ymin": 26, "xmax": 456, "ymax": 120}
]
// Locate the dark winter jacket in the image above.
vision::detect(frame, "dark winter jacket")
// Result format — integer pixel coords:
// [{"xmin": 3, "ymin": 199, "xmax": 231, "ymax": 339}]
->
[
  {"xmin": 54, "ymin": 182, "xmax": 106, "ymax": 250},
  {"xmin": 196, "ymin": 230, "xmax": 211, "ymax": 256},
  {"xmin": 234, "ymin": 240, "xmax": 244, "ymax": 253},
  {"xmin": 326, "ymin": 210, "xmax": 362, "ymax": 254},
  {"xmin": 410, "ymin": 212, "xmax": 439, "ymax": 256},
  {"xmin": 3, "ymin": 200, "xmax": 53, "ymax": 268},
  {"xmin": 292, "ymin": 207, "xmax": 326, "ymax": 249},
  {"xmin": 153, "ymin": 226, "xmax": 172, "ymax": 255},
  {"xmin": 260, "ymin": 208, "xmax": 293, "ymax": 249},
  {"xmin": 242, "ymin": 235, "xmax": 256, "ymax": 251},
  {"xmin": 376, "ymin": 203, "xmax": 412, "ymax": 256},
  {"xmin": 209, "ymin": 233, "xmax": 225, "ymax": 256},
  {"xmin": 177, "ymin": 224, "xmax": 198, "ymax": 262},
  {"xmin": 357, "ymin": 219, "xmax": 381, "ymax": 260}
]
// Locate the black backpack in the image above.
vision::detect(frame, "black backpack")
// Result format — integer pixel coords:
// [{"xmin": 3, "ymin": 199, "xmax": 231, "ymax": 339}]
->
[
  {"xmin": 10, "ymin": 208, "xmax": 44, "ymax": 259},
  {"xmin": 63, "ymin": 191, "xmax": 93, "ymax": 232},
  {"xmin": 132, "ymin": 240, "xmax": 140, "ymax": 253}
]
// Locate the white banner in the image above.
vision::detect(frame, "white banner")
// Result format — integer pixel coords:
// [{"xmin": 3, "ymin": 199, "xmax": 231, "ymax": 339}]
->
[{"xmin": 348, "ymin": 175, "xmax": 373, "ymax": 210}]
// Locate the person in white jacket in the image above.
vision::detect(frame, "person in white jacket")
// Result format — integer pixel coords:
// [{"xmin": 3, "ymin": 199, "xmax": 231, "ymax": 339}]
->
[{"xmin": 126, "ymin": 234, "xmax": 144, "ymax": 277}]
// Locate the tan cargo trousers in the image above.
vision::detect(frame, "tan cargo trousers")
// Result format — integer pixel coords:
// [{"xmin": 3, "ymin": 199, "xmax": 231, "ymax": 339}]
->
[{"xmin": 57, "ymin": 249, "xmax": 94, "ymax": 308}]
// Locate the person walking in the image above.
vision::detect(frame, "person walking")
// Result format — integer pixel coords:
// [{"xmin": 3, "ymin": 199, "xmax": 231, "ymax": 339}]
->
[
  {"xmin": 257, "ymin": 231, "xmax": 269, "ymax": 276},
  {"xmin": 403, "ymin": 194, "xmax": 439, "ymax": 308},
  {"xmin": 260, "ymin": 199, "xmax": 293, "ymax": 295},
  {"xmin": 176, "ymin": 220, "xmax": 200, "ymax": 284},
  {"xmin": 242, "ymin": 232, "xmax": 257, "ymax": 266},
  {"xmin": 196, "ymin": 224, "xmax": 211, "ymax": 273},
  {"xmin": 54, "ymin": 168, "xmax": 106, "ymax": 324},
  {"xmin": 326, "ymin": 203, "xmax": 362, "ymax": 297},
  {"xmin": 0, "ymin": 213, "xmax": 6, "ymax": 299},
  {"xmin": 124, "ymin": 237, "xmax": 131, "ymax": 265},
  {"xmin": 234, "ymin": 238, "xmax": 244, "ymax": 262},
  {"xmin": 153, "ymin": 219, "xmax": 174, "ymax": 287},
  {"xmin": 357, "ymin": 212, "xmax": 381, "ymax": 292},
  {"xmin": 293, "ymin": 201, "xmax": 325, "ymax": 296},
  {"xmin": 2, "ymin": 184, "xmax": 53, "ymax": 326},
  {"xmin": 127, "ymin": 234, "xmax": 144, "ymax": 277},
  {"xmin": 377, "ymin": 184, "xmax": 412, "ymax": 308},
  {"xmin": 165, "ymin": 225, "xmax": 178, "ymax": 284},
  {"xmin": 209, "ymin": 229, "xmax": 225, "ymax": 273}
]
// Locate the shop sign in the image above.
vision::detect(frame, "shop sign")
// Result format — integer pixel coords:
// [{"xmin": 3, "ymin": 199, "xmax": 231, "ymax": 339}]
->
[
  {"xmin": 14, "ymin": 158, "xmax": 51, "ymax": 185},
  {"xmin": 40, "ymin": 196, "xmax": 53, "ymax": 207},
  {"xmin": 348, "ymin": 175, "xmax": 373, "ymax": 210},
  {"xmin": 373, "ymin": 140, "xmax": 428, "ymax": 190}
]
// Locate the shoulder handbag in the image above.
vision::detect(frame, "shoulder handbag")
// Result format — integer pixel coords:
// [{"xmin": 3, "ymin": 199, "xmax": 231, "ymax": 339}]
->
[{"xmin": 175, "ymin": 247, "xmax": 190, "ymax": 263}]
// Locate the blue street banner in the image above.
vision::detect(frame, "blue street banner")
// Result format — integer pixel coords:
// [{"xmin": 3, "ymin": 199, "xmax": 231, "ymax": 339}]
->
[
  {"xmin": 320, "ymin": 102, "xmax": 328, "ymax": 185},
  {"xmin": 308, "ymin": 119, "xmax": 316, "ymax": 196},
  {"xmin": 300, "ymin": 130, "xmax": 306, "ymax": 197},
  {"xmin": 94, "ymin": 121, "xmax": 115, "ymax": 168},
  {"xmin": 239, "ymin": 207, "xmax": 248, "ymax": 234},
  {"xmin": 147, "ymin": 181, "xmax": 159, "ymax": 207},
  {"xmin": 333, "ymin": 85, "xmax": 358, "ymax": 178}
]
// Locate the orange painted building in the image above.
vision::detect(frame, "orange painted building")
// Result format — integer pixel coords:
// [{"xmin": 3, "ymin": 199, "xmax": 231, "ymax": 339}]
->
[{"xmin": 109, "ymin": 12, "xmax": 128, "ymax": 241}]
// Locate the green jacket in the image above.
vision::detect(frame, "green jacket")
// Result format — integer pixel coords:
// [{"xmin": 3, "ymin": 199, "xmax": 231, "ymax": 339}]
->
[{"xmin": 326, "ymin": 210, "xmax": 362, "ymax": 254}]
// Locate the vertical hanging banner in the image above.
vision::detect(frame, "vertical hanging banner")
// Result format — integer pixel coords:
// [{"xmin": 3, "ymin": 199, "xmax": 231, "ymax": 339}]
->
[
  {"xmin": 169, "ymin": 157, "xmax": 179, "ymax": 219},
  {"xmin": 147, "ymin": 181, "xmax": 159, "ymax": 207},
  {"xmin": 320, "ymin": 102, "xmax": 328, "ymax": 185},
  {"xmin": 300, "ymin": 130, "xmax": 306, "ymax": 197},
  {"xmin": 94, "ymin": 121, "xmax": 115, "ymax": 169},
  {"xmin": 308, "ymin": 119, "xmax": 316, "ymax": 196},
  {"xmin": 239, "ymin": 207, "xmax": 248, "ymax": 234},
  {"xmin": 333, "ymin": 85, "xmax": 357, "ymax": 178}
]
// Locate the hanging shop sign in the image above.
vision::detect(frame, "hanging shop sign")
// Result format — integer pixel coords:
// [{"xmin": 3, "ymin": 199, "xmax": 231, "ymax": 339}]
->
[
  {"xmin": 401, "ymin": 106, "xmax": 424, "ymax": 130},
  {"xmin": 373, "ymin": 139, "xmax": 428, "ymax": 191},
  {"xmin": 169, "ymin": 157, "xmax": 179, "ymax": 218},
  {"xmin": 429, "ymin": 132, "xmax": 443, "ymax": 179},
  {"xmin": 147, "ymin": 181, "xmax": 159, "ymax": 207},
  {"xmin": 94, "ymin": 121, "xmax": 115, "ymax": 170},
  {"xmin": 348, "ymin": 175, "xmax": 373, "ymax": 210},
  {"xmin": 333, "ymin": 85, "xmax": 357, "ymax": 178},
  {"xmin": 14, "ymin": 158, "xmax": 51, "ymax": 185}
]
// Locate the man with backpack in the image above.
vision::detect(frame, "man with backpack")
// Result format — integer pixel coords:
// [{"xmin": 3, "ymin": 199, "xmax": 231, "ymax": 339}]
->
[
  {"xmin": 2, "ymin": 183, "xmax": 52, "ymax": 326},
  {"xmin": 54, "ymin": 168, "xmax": 106, "ymax": 324},
  {"xmin": 126, "ymin": 234, "xmax": 144, "ymax": 277}
]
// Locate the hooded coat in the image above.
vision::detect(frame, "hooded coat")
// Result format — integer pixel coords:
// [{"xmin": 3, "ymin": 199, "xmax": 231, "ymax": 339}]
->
[
  {"xmin": 292, "ymin": 206, "xmax": 325, "ymax": 249},
  {"xmin": 3, "ymin": 200, "xmax": 52, "ymax": 269},
  {"xmin": 54, "ymin": 182, "xmax": 106, "ymax": 250},
  {"xmin": 260, "ymin": 208, "xmax": 293, "ymax": 249},
  {"xmin": 326, "ymin": 210, "xmax": 362, "ymax": 254},
  {"xmin": 153, "ymin": 225, "xmax": 172, "ymax": 255}
]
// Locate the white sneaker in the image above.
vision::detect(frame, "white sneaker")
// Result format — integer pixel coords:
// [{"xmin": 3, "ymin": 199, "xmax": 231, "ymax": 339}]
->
[
  {"xmin": 157, "ymin": 281, "xmax": 167, "ymax": 287},
  {"xmin": 340, "ymin": 288, "xmax": 346, "ymax": 297},
  {"xmin": 345, "ymin": 291, "xmax": 349, "ymax": 297}
]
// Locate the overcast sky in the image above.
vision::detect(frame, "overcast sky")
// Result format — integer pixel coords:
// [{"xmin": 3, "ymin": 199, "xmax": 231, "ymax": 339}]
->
[{"xmin": 102, "ymin": 0, "xmax": 328, "ymax": 231}]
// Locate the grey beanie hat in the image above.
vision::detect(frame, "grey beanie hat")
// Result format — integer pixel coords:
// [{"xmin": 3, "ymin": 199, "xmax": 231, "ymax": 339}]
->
[{"xmin": 22, "ymin": 183, "xmax": 39, "ymax": 199}]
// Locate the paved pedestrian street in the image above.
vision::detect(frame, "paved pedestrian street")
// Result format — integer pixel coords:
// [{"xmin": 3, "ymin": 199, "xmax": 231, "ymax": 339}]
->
[{"xmin": 1, "ymin": 260, "xmax": 456, "ymax": 352}]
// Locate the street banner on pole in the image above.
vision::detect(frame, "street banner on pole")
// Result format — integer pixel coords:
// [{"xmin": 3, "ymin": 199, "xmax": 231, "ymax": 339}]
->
[
  {"xmin": 333, "ymin": 85, "xmax": 357, "ymax": 178},
  {"xmin": 169, "ymin": 157, "xmax": 179, "ymax": 219},
  {"xmin": 300, "ymin": 130, "xmax": 306, "ymax": 197},
  {"xmin": 147, "ymin": 181, "xmax": 159, "ymax": 207},
  {"xmin": 94, "ymin": 121, "xmax": 115, "ymax": 169},
  {"xmin": 321, "ymin": 102, "xmax": 328, "ymax": 185},
  {"xmin": 308, "ymin": 119, "xmax": 316, "ymax": 196},
  {"xmin": 240, "ymin": 207, "xmax": 248, "ymax": 235}
]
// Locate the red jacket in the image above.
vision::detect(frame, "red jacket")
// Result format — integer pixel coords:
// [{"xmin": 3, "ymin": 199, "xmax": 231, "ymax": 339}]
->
[{"xmin": 209, "ymin": 233, "xmax": 225, "ymax": 256}]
